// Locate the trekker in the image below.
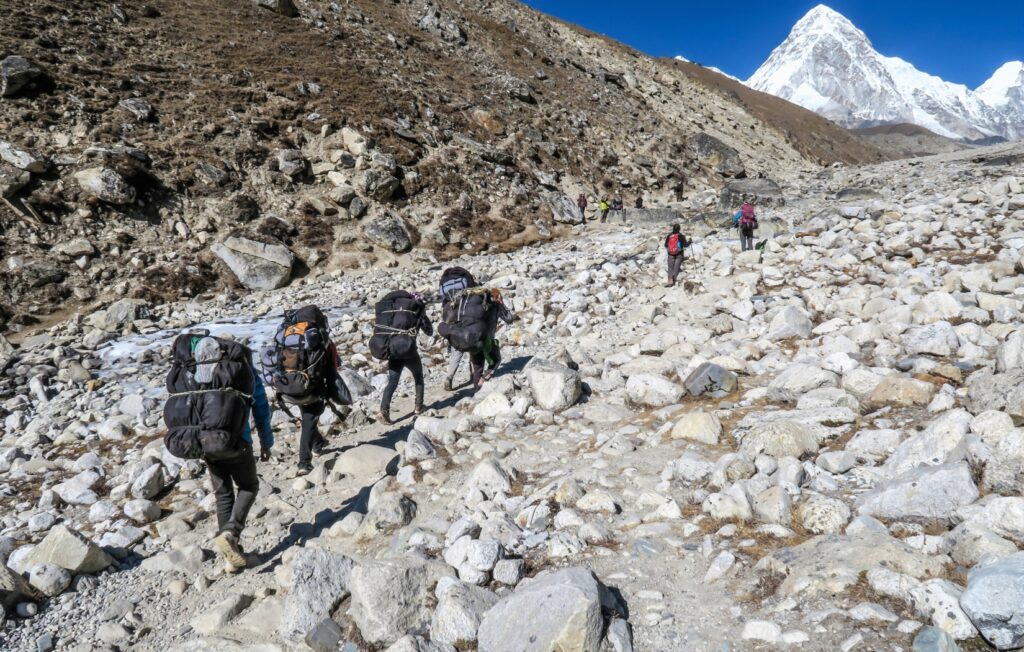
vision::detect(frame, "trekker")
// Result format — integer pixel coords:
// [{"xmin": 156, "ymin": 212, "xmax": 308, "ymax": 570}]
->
[
  {"xmin": 738, "ymin": 203, "xmax": 758, "ymax": 252},
  {"xmin": 163, "ymin": 332, "xmax": 273, "ymax": 573},
  {"xmin": 470, "ymin": 289, "xmax": 515, "ymax": 387},
  {"xmin": 635, "ymin": 196, "xmax": 644, "ymax": 209},
  {"xmin": 577, "ymin": 193, "xmax": 588, "ymax": 220},
  {"xmin": 665, "ymin": 224, "xmax": 690, "ymax": 287},
  {"xmin": 598, "ymin": 197, "xmax": 610, "ymax": 222},
  {"xmin": 439, "ymin": 266, "xmax": 477, "ymax": 391},
  {"xmin": 438, "ymin": 286, "xmax": 515, "ymax": 389},
  {"xmin": 611, "ymin": 195, "xmax": 624, "ymax": 221},
  {"xmin": 369, "ymin": 291, "xmax": 433, "ymax": 424},
  {"xmin": 261, "ymin": 305, "xmax": 352, "ymax": 476}
]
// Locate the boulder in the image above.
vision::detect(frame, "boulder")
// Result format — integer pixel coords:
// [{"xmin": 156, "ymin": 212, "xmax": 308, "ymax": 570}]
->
[
  {"xmin": 960, "ymin": 552, "xmax": 1024, "ymax": 649},
  {"xmin": 0, "ymin": 140, "xmax": 47, "ymax": 173},
  {"xmin": 254, "ymin": 0, "xmax": 298, "ymax": 17},
  {"xmin": 348, "ymin": 557, "xmax": 454, "ymax": 645},
  {"xmin": 981, "ymin": 430, "xmax": 1024, "ymax": 495},
  {"xmin": 912, "ymin": 626, "xmax": 960, "ymax": 652},
  {"xmin": 0, "ymin": 161, "xmax": 30, "ymax": 198},
  {"xmin": 766, "ymin": 306, "xmax": 813, "ymax": 341},
  {"xmin": 671, "ymin": 411, "xmax": 722, "ymax": 445},
  {"xmin": 25, "ymin": 525, "xmax": 112, "ymax": 574},
  {"xmin": 909, "ymin": 579, "xmax": 976, "ymax": 640},
  {"xmin": 682, "ymin": 363, "xmax": 738, "ymax": 397},
  {"xmin": 335, "ymin": 444, "xmax": 399, "ymax": 481},
  {"xmin": 756, "ymin": 532, "xmax": 947, "ymax": 597},
  {"xmin": 865, "ymin": 377, "xmax": 936, "ymax": 410},
  {"xmin": 626, "ymin": 374, "xmax": 684, "ymax": 407},
  {"xmin": 524, "ymin": 359, "xmax": 581, "ymax": 411},
  {"xmin": 550, "ymin": 195, "xmax": 584, "ymax": 225},
  {"xmin": 363, "ymin": 214, "xmax": 413, "ymax": 253},
  {"xmin": 905, "ymin": 322, "xmax": 960, "ymax": 357},
  {"xmin": 740, "ymin": 420, "xmax": 819, "ymax": 458},
  {"xmin": 857, "ymin": 463, "xmax": 978, "ymax": 522},
  {"xmin": 74, "ymin": 167, "xmax": 136, "ymax": 204},
  {"xmin": 720, "ymin": 178, "xmax": 783, "ymax": 210},
  {"xmin": 688, "ymin": 133, "xmax": 745, "ymax": 177},
  {"xmin": 431, "ymin": 580, "xmax": 499, "ymax": 647},
  {"xmin": 1, "ymin": 56, "xmax": 44, "ymax": 97},
  {"xmin": 766, "ymin": 364, "xmax": 838, "ymax": 403},
  {"xmin": 27, "ymin": 563, "xmax": 70, "ymax": 597},
  {"xmin": 883, "ymin": 410, "xmax": 971, "ymax": 476},
  {"xmin": 279, "ymin": 548, "xmax": 355, "ymax": 642},
  {"xmin": 966, "ymin": 369, "xmax": 1024, "ymax": 424},
  {"xmin": 477, "ymin": 568, "xmax": 618, "ymax": 652},
  {"xmin": 213, "ymin": 236, "xmax": 295, "ymax": 291},
  {"xmin": 124, "ymin": 499, "xmax": 162, "ymax": 524},
  {"xmin": 0, "ymin": 563, "xmax": 36, "ymax": 609},
  {"xmin": 798, "ymin": 495, "xmax": 851, "ymax": 534}
]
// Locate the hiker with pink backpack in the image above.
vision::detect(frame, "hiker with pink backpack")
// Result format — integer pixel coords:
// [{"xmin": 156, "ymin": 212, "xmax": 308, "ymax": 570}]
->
[{"xmin": 735, "ymin": 203, "xmax": 759, "ymax": 251}]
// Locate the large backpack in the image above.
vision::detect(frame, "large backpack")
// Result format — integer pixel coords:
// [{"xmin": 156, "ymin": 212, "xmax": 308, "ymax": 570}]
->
[
  {"xmin": 260, "ymin": 305, "xmax": 331, "ymax": 406},
  {"xmin": 741, "ymin": 203, "xmax": 755, "ymax": 219},
  {"xmin": 667, "ymin": 233, "xmax": 685, "ymax": 255},
  {"xmin": 438, "ymin": 287, "xmax": 497, "ymax": 353},
  {"xmin": 369, "ymin": 291, "xmax": 424, "ymax": 361},
  {"xmin": 164, "ymin": 332, "xmax": 255, "ymax": 461},
  {"xmin": 440, "ymin": 267, "xmax": 476, "ymax": 302}
]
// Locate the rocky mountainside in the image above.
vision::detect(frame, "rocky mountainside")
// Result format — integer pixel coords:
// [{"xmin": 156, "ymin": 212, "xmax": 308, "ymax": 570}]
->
[
  {"xmin": 0, "ymin": 0, "xmax": 886, "ymax": 337},
  {"xmin": 747, "ymin": 5, "xmax": 1024, "ymax": 142},
  {"xmin": 853, "ymin": 123, "xmax": 969, "ymax": 159},
  {"xmin": 0, "ymin": 139, "xmax": 1023, "ymax": 651}
]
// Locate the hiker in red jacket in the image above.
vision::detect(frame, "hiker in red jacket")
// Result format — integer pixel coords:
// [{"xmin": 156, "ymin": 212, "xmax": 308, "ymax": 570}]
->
[
  {"xmin": 664, "ymin": 224, "xmax": 690, "ymax": 287},
  {"xmin": 737, "ymin": 203, "xmax": 758, "ymax": 252}
]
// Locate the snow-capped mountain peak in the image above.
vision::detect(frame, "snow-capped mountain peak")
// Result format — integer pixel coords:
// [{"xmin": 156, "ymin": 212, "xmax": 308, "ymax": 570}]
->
[{"xmin": 746, "ymin": 5, "xmax": 1024, "ymax": 142}]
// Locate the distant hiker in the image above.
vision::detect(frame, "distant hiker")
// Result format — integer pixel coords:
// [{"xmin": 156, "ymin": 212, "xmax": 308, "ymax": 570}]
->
[
  {"xmin": 599, "ymin": 198, "xmax": 610, "ymax": 222},
  {"xmin": 439, "ymin": 286, "xmax": 515, "ymax": 389},
  {"xmin": 577, "ymin": 193, "xmax": 588, "ymax": 220},
  {"xmin": 635, "ymin": 196, "xmax": 644, "ymax": 209},
  {"xmin": 611, "ymin": 195, "xmax": 624, "ymax": 221},
  {"xmin": 664, "ymin": 224, "xmax": 690, "ymax": 287},
  {"xmin": 163, "ymin": 332, "xmax": 273, "ymax": 573},
  {"xmin": 439, "ymin": 266, "xmax": 477, "ymax": 391},
  {"xmin": 369, "ymin": 290, "xmax": 433, "ymax": 424},
  {"xmin": 261, "ymin": 305, "xmax": 352, "ymax": 476},
  {"xmin": 737, "ymin": 203, "xmax": 759, "ymax": 252}
]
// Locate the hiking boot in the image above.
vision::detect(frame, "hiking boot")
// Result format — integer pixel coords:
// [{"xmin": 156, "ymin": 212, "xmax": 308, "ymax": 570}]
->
[
  {"xmin": 213, "ymin": 531, "xmax": 247, "ymax": 570},
  {"xmin": 225, "ymin": 550, "xmax": 259, "ymax": 574},
  {"xmin": 377, "ymin": 409, "xmax": 391, "ymax": 425},
  {"xmin": 443, "ymin": 377, "xmax": 453, "ymax": 392},
  {"xmin": 312, "ymin": 438, "xmax": 327, "ymax": 456},
  {"xmin": 296, "ymin": 462, "xmax": 313, "ymax": 476},
  {"xmin": 414, "ymin": 403, "xmax": 426, "ymax": 416}
]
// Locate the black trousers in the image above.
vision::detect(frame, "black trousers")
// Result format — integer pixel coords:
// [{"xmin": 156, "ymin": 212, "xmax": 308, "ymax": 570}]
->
[
  {"xmin": 207, "ymin": 449, "xmax": 259, "ymax": 538},
  {"xmin": 470, "ymin": 340, "xmax": 502, "ymax": 385},
  {"xmin": 381, "ymin": 354, "xmax": 424, "ymax": 413},
  {"xmin": 299, "ymin": 401, "xmax": 326, "ymax": 466}
]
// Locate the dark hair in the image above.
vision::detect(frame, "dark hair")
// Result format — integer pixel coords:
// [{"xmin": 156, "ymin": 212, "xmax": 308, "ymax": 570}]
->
[{"xmin": 671, "ymin": 224, "xmax": 680, "ymax": 233}]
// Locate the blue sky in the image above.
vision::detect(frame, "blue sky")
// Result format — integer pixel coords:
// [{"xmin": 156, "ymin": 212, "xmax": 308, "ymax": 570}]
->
[{"xmin": 520, "ymin": 1, "xmax": 1023, "ymax": 88}]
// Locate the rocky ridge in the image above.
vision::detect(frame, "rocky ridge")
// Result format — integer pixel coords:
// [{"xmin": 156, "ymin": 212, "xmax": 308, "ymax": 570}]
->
[
  {"xmin": 0, "ymin": 142, "xmax": 1022, "ymax": 650},
  {"xmin": 0, "ymin": 0, "xmax": 887, "ymax": 335}
]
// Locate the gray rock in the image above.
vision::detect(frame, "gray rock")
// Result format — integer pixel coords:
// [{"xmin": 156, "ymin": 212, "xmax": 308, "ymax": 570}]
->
[
  {"xmin": 131, "ymin": 463, "xmax": 165, "ymax": 499},
  {"xmin": 720, "ymin": 178, "xmax": 783, "ymax": 209},
  {"xmin": 304, "ymin": 619, "xmax": 343, "ymax": 652},
  {"xmin": 118, "ymin": 97, "xmax": 154, "ymax": 121},
  {"xmin": 689, "ymin": 133, "xmax": 745, "ymax": 177},
  {"xmin": 280, "ymin": 548, "xmax": 355, "ymax": 642},
  {"xmin": 124, "ymin": 499, "xmax": 161, "ymax": 524},
  {"xmin": 682, "ymin": 363, "xmax": 738, "ymax": 397},
  {"xmin": 431, "ymin": 581, "xmax": 499, "ymax": 647},
  {"xmin": 960, "ymin": 552, "xmax": 1024, "ymax": 649},
  {"xmin": 403, "ymin": 430, "xmax": 436, "ymax": 462},
  {"xmin": 192, "ymin": 594, "xmax": 254, "ymax": 634},
  {"xmin": 27, "ymin": 563, "xmax": 71, "ymax": 597},
  {"xmin": 74, "ymin": 167, "xmax": 136, "ymax": 204},
  {"xmin": 213, "ymin": 236, "xmax": 295, "ymax": 291},
  {"xmin": 0, "ymin": 162, "xmax": 30, "ymax": 198},
  {"xmin": 254, "ymin": 0, "xmax": 298, "ymax": 17},
  {"xmin": 363, "ymin": 214, "xmax": 413, "ymax": 253},
  {"xmin": 347, "ymin": 556, "xmax": 454, "ymax": 645},
  {"xmin": 524, "ymin": 359, "xmax": 581, "ymax": 411},
  {"xmin": 25, "ymin": 525, "xmax": 112, "ymax": 574},
  {"xmin": 549, "ymin": 195, "xmax": 584, "ymax": 225},
  {"xmin": 767, "ymin": 364, "xmax": 839, "ymax": 403},
  {"xmin": 856, "ymin": 463, "xmax": 979, "ymax": 522},
  {"xmin": 0, "ymin": 564, "xmax": 35, "ymax": 609},
  {"xmin": 477, "ymin": 568, "xmax": 619, "ymax": 652},
  {"xmin": 139, "ymin": 545, "xmax": 205, "ymax": 574},
  {"xmin": 912, "ymin": 626, "xmax": 961, "ymax": 652},
  {"xmin": 0, "ymin": 140, "xmax": 47, "ymax": 173},
  {"xmin": 1, "ymin": 56, "xmax": 44, "ymax": 97},
  {"xmin": 740, "ymin": 420, "xmax": 819, "ymax": 458}
]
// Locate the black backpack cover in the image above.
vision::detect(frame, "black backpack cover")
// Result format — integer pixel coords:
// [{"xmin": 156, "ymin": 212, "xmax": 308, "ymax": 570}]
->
[
  {"xmin": 438, "ymin": 288, "xmax": 497, "ymax": 353},
  {"xmin": 439, "ymin": 267, "xmax": 476, "ymax": 302},
  {"xmin": 163, "ymin": 333, "xmax": 255, "ymax": 461},
  {"xmin": 370, "ymin": 291, "xmax": 423, "ymax": 361}
]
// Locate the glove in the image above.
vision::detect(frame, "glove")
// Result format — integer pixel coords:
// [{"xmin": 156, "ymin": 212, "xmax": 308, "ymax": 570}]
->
[{"xmin": 260, "ymin": 447, "xmax": 272, "ymax": 462}]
